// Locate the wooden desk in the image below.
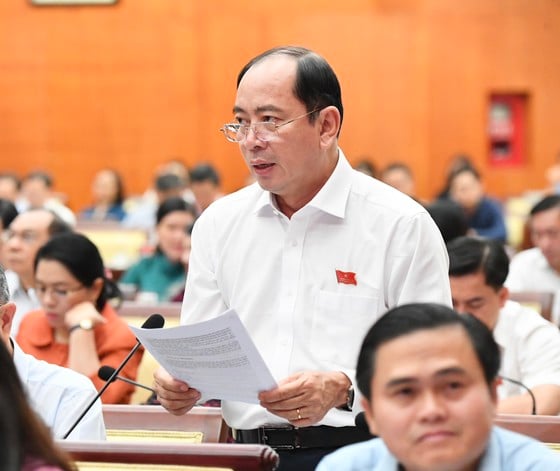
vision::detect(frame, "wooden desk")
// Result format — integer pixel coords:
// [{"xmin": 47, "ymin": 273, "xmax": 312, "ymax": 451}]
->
[
  {"xmin": 59, "ymin": 440, "xmax": 279, "ymax": 471},
  {"xmin": 103, "ymin": 405, "xmax": 230, "ymax": 443},
  {"xmin": 495, "ymin": 413, "xmax": 560, "ymax": 443}
]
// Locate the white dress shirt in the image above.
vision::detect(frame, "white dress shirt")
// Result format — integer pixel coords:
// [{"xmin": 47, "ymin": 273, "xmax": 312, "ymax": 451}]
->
[
  {"xmin": 13, "ymin": 342, "xmax": 106, "ymax": 441},
  {"xmin": 494, "ymin": 300, "xmax": 560, "ymax": 399},
  {"xmin": 181, "ymin": 150, "xmax": 452, "ymax": 429},
  {"xmin": 505, "ymin": 247, "xmax": 560, "ymax": 325},
  {"xmin": 6, "ymin": 270, "xmax": 41, "ymax": 336}
]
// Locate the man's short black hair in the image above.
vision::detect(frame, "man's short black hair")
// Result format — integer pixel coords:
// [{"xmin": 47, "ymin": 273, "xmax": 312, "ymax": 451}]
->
[
  {"xmin": 530, "ymin": 194, "xmax": 560, "ymax": 217},
  {"xmin": 447, "ymin": 236, "xmax": 509, "ymax": 290},
  {"xmin": 237, "ymin": 46, "xmax": 344, "ymax": 135},
  {"xmin": 356, "ymin": 303, "xmax": 500, "ymax": 400},
  {"xmin": 155, "ymin": 173, "xmax": 184, "ymax": 192},
  {"xmin": 25, "ymin": 170, "xmax": 53, "ymax": 188},
  {"xmin": 189, "ymin": 163, "xmax": 220, "ymax": 186}
]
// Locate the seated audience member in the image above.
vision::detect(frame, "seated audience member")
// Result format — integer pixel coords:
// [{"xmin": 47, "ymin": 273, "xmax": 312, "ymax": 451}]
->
[
  {"xmin": 436, "ymin": 153, "xmax": 475, "ymax": 200},
  {"xmin": 170, "ymin": 222, "xmax": 194, "ymax": 302},
  {"xmin": 189, "ymin": 163, "xmax": 224, "ymax": 215},
  {"xmin": 3, "ymin": 209, "xmax": 73, "ymax": 336},
  {"xmin": 0, "ymin": 198, "xmax": 18, "ymax": 231},
  {"xmin": 0, "ymin": 266, "xmax": 105, "ymax": 440},
  {"xmin": 0, "ymin": 171, "xmax": 22, "ymax": 206},
  {"xmin": 448, "ymin": 166, "xmax": 507, "ymax": 242},
  {"xmin": 16, "ymin": 233, "xmax": 142, "ymax": 404},
  {"xmin": 317, "ymin": 303, "xmax": 560, "ymax": 470},
  {"xmin": 20, "ymin": 171, "xmax": 76, "ymax": 227},
  {"xmin": 123, "ymin": 172, "xmax": 187, "ymax": 232},
  {"xmin": 506, "ymin": 195, "xmax": 560, "ymax": 325},
  {"xmin": 425, "ymin": 199, "xmax": 469, "ymax": 244},
  {"xmin": 0, "ymin": 340, "xmax": 76, "ymax": 471},
  {"xmin": 380, "ymin": 162, "xmax": 417, "ymax": 201},
  {"xmin": 448, "ymin": 236, "xmax": 560, "ymax": 415},
  {"xmin": 79, "ymin": 168, "xmax": 127, "ymax": 222},
  {"xmin": 120, "ymin": 197, "xmax": 196, "ymax": 301}
]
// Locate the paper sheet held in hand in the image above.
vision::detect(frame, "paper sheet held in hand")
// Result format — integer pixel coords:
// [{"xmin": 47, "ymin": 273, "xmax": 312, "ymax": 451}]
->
[{"xmin": 129, "ymin": 309, "xmax": 277, "ymax": 404}]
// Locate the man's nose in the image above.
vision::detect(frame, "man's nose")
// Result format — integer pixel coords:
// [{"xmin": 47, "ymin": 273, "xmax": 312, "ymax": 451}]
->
[
  {"xmin": 242, "ymin": 126, "xmax": 266, "ymax": 149},
  {"xmin": 418, "ymin": 392, "xmax": 447, "ymax": 421}
]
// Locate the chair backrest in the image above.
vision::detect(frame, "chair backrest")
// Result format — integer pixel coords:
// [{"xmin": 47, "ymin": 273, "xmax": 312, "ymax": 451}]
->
[
  {"xmin": 508, "ymin": 291, "xmax": 555, "ymax": 322},
  {"xmin": 102, "ymin": 404, "xmax": 230, "ymax": 443},
  {"xmin": 58, "ymin": 440, "xmax": 279, "ymax": 471}
]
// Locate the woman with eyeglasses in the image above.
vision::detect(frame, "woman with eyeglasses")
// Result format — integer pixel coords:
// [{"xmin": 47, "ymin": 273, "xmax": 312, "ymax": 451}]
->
[
  {"xmin": 16, "ymin": 233, "xmax": 142, "ymax": 404},
  {"xmin": 0, "ymin": 338, "xmax": 75, "ymax": 471}
]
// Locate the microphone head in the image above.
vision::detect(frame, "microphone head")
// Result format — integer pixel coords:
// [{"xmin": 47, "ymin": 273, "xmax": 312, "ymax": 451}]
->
[
  {"xmin": 98, "ymin": 365, "xmax": 117, "ymax": 382},
  {"xmin": 142, "ymin": 313, "xmax": 165, "ymax": 329}
]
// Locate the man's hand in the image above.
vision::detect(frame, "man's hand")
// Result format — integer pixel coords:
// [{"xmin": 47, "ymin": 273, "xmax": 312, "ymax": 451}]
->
[
  {"xmin": 258, "ymin": 371, "xmax": 350, "ymax": 427},
  {"xmin": 153, "ymin": 366, "xmax": 201, "ymax": 416}
]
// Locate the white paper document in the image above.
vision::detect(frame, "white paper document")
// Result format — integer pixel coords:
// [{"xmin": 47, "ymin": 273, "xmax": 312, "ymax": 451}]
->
[{"xmin": 129, "ymin": 309, "xmax": 277, "ymax": 404}]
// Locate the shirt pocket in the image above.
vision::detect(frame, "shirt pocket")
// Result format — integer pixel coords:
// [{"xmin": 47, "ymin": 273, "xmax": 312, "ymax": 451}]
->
[{"xmin": 311, "ymin": 290, "xmax": 379, "ymax": 370}]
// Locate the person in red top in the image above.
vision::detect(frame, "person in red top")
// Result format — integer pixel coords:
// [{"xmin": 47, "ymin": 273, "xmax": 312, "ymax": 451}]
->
[{"xmin": 16, "ymin": 232, "xmax": 142, "ymax": 404}]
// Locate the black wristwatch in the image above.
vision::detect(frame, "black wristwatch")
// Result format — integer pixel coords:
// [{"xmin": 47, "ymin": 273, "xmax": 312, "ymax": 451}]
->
[{"xmin": 337, "ymin": 384, "xmax": 355, "ymax": 412}]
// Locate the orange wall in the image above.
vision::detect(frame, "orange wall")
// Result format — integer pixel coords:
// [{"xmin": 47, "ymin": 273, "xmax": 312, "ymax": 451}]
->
[{"xmin": 1, "ymin": 0, "xmax": 559, "ymax": 211}]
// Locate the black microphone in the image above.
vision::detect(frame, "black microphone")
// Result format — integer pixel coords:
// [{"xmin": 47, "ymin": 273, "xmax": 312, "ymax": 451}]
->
[
  {"xmin": 500, "ymin": 375, "xmax": 537, "ymax": 415},
  {"xmin": 62, "ymin": 313, "xmax": 165, "ymax": 439},
  {"xmin": 98, "ymin": 365, "xmax": 155, "ymax": 394}
]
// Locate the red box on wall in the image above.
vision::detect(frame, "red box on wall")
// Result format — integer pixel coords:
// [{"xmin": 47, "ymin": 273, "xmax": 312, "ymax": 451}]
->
[{"xmin": 487, "ymin": 93, "xmax": 527, "ymax": 167}]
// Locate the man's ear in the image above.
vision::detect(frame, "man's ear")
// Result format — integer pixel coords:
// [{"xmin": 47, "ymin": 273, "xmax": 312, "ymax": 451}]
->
[
  {"xmin": 497, "ymin": 286, "xmax": 509, "ymax": 309},
  {"xmin": 0, "ymin": 302, "xmax": 16, "ymax": 338},
  {"xmin": 318, "ymin": 106, "xmax": 341, "ymax": 147},
  {"xmin": 360, "ymin": 396, "xmax": 379, "ymax": 436}
]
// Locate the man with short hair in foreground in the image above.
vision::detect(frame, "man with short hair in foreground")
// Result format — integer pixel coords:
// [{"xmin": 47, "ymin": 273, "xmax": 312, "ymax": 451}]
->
[{"xmin": 317, "ymin": 303, "xmax": 560, "ymax": 470}]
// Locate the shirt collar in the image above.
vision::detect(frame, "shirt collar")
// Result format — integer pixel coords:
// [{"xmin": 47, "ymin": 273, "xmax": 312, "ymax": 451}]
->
[
  {"xmin": 252, "ymin": 148, "xmax": 353, "ymax": 219},
  {"xmin": 24, "ymin": 313, "xmax": 55, "ymax": 348}
]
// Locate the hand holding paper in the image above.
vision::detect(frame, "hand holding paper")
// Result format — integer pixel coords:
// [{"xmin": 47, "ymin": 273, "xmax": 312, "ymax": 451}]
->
[{"xmin": 130, "ymin": 309, "xmax": 277, "ymax": 404}]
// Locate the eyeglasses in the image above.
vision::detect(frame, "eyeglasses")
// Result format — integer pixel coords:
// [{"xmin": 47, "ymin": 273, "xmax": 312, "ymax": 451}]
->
[
  {"xmin": 35, "ymin": 284, "xmax": 86, "ymax": 299},
  {"xmin": 219, "ymin": 109, "xmax": 319, "ymax": 143},
  {"xmin": 1, "ymin": 230, "xmax": 40, "ymax": 245}
]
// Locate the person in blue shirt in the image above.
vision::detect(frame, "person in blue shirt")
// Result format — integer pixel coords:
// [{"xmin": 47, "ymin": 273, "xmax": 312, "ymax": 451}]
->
[
  {"xmin": 317, "ymin": 303, "xmax": 560, "ymax": 471},
  {"xmin": 448, "ymin": 166, "xmax": 507, "ymax": 242}
]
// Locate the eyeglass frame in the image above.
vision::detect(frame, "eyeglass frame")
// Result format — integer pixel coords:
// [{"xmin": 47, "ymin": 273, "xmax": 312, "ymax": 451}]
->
[
  {"xmin": 1, "ymin": 229, "xmax": 42, "ymax": 245},
  {"xmin": 35, "ymin": 283, "xmax": 87, "ymax": 300},
  {"xmin": 219, "ymin": 108, "xmax": 320, "ymax": 143}
]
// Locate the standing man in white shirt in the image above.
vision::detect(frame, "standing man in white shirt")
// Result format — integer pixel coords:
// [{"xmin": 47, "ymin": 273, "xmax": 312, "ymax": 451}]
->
[
  {"xmin": 506, "ymin": 195, "xmax": 560, "ymax": 325},
  {"xmin": 0, "ymin": 265, "xmax": 105, "ymax": 440},
  {"xmin": 153, "ymin": 46, "xmax": 451, "ymax": 470},
  {"xmin": 3, "ymin": 208, "xmax": 72, "ymax": 335},
  {"xmin": 448, "ymin": 236, "xmax": 560, "ymax": 415}
]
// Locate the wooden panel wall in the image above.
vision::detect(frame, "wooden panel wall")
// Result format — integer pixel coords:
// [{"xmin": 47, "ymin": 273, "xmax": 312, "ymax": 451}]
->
[{"xmin": 1, "ymin": 0, "xmax": 559, "ymax": 211}]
